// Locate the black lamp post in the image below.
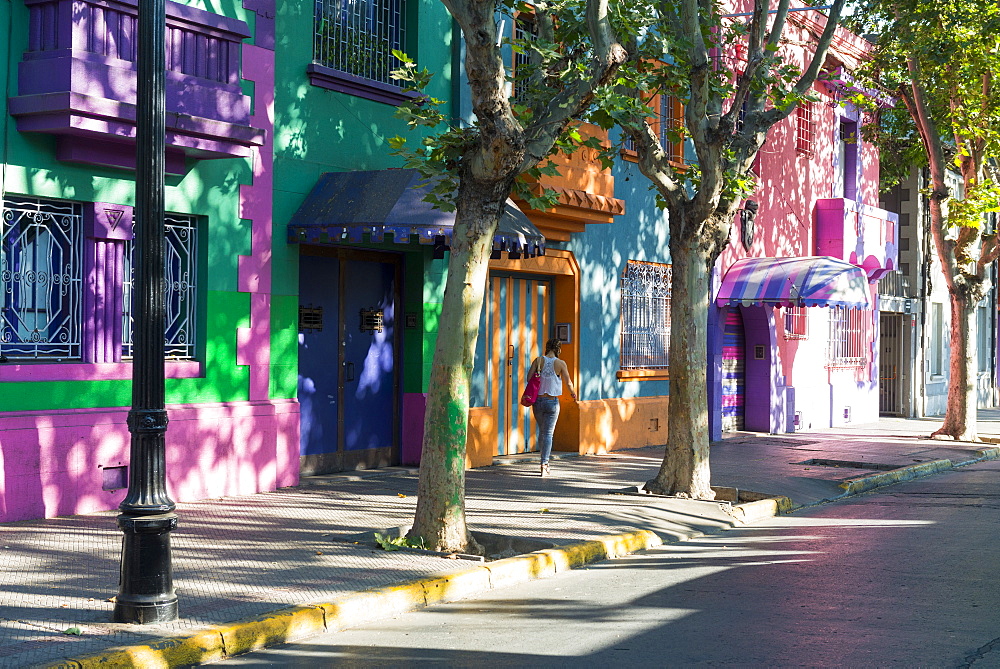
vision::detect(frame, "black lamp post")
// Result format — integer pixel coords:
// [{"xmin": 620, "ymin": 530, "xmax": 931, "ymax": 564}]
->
[{"xmin": 113, "ymin": 0, "xmax": 178, "ymax": 625}]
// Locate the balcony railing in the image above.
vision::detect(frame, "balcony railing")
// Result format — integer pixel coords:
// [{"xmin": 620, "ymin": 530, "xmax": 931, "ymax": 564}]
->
[{"xmin": 877, "ymin": 271, "xmax": 911, "ymax": 298}]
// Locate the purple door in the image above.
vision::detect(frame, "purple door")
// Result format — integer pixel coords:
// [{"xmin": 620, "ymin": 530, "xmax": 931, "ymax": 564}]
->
[{"xmin": 297, "ymin": 249, "xmax": 400, "ymax": 474}]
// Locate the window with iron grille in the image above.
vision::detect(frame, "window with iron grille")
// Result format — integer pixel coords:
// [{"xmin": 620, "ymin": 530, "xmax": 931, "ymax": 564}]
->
[
  {"xmin": 659, "ymin": 95, "xmax": 685, "ymax": 164},
  {"xmin": 313, "ymin": 0, "xmax": 406, "ymax": 85},
  {"xmin": 796, "ymin": 101, "xmax": 815, "ymax": 156},
  {"xmin": 826, "ymin": 306, "xmax": 870, "ymax": 368},
  {"xmin": 783, "ymin": 305, "xmax": 807, "ymax": 340},
  {"xmin": 0, "ymin": 196, "xmax": 83, "ymax": 359},
  {"xmin": 122, "ymin": 214, "xmax": 198, "ymax": 360},
  {"xmin": 511, "ymin": 14, "xmax": 537, "ymax": 101},
  {"xmin": 620, "ymin": 260, "xmax": 671, "ymax": 370}
]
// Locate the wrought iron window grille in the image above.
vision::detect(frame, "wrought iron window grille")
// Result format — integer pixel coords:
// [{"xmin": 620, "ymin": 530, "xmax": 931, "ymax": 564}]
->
[
  {"xmin": 313, "ymin": 0, "xmax": 406, "ymax": 86},
  {"xmin": 123, "ymin": 214, "xmax": 198, "ymax": 360},
  {"xmin": 0, "ymin": 196, "xmax": 83, "ymax": 359},
  {"xmin": 620, "ymin": 260, "xmax": 671, "ymax": 370}
]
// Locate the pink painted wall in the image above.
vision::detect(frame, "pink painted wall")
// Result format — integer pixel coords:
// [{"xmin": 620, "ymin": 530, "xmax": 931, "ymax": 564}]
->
[
  {"xmin": 714, "ymin": 4, "xmax": 887, "ymax": 430},
  {"xmin": 0, "ymin": 400, "xmax": 299, "ymax": 523}
]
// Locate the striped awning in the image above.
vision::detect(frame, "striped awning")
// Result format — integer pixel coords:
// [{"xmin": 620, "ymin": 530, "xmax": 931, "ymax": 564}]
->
[{"xmin": 716, "ymin": 256, "xmax": 871, "ymax": 309}]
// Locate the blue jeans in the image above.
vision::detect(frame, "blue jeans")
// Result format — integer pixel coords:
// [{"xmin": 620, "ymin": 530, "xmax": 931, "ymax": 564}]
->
[{"xmin": 532, "ymin": 397, "xmax": 560, "ymax": 465}]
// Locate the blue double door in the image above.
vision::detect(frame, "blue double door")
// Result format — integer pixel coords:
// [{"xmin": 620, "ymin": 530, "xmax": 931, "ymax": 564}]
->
[{"xmin": 297, "ymin": 248, "xmax": 400, "ymax": 474}]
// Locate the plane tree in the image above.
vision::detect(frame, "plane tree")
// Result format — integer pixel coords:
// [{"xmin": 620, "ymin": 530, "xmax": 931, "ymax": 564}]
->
[
  {"xmin": 391, "ymin": 0, "xmax": 633, "ymax": 552},
  {"xmin": 850, "ymin": 0, "xmax": 1000, "ymax": 441},
  {"xmin": 589, "ymin": 0, "xmax": 847, "ymax": 498}
]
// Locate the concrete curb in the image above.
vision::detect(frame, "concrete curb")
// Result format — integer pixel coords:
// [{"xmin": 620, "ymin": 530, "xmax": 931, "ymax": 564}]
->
[
  {"xmin": 839, "ymin": 458, "xmax": 955, "ymax": 496},
  {"xmin": 784, "ymin": 446, "xmax": 1000, "ymax": 510},
  {"xmin": 44, "ymin": 529, "xmax": 663, "ymax": 668}
]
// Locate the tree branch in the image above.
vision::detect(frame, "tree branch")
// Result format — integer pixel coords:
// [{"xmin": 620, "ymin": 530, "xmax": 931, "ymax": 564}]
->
[
  {"xmin": 759, "ymin": 0, "xmax": 846, "ymax": 127},
  {"xmin": 519, "ymin": 0, "xmax": 626, "ymax": 172}
]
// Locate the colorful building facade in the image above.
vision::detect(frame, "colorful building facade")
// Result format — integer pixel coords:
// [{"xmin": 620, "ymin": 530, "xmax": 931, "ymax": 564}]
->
[
  {"xmin": 705, "ymin": 13, "xmax": 897, "ymax": 439},
  {"xmin": 0, "ymin": 0, "xmax": 294, "ymax": 523},
  {"xmin": 0, "ymin": 0, "xmax": 900, "ymax": 524}
]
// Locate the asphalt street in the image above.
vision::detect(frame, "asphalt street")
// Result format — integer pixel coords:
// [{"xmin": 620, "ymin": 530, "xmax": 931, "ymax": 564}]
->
[{"xmin": 219, "ymin": 459, "xmax": 1000, "ymax": 668}]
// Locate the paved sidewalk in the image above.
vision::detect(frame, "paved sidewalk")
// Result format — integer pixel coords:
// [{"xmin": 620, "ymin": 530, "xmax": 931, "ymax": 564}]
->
[{"xmin": 3, "ymin": 412, "xmax": 999, "ymax": 667}]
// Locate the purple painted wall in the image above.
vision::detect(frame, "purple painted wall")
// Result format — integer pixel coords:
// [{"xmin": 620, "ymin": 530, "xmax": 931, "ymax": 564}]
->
[{"xmin": 9, "ymin": 0, "xmax": 265, "ymax": 173}]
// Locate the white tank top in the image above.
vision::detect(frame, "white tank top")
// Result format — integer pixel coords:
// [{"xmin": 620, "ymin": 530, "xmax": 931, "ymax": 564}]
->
[{"xmin": 537, "ymin": 356, "xmax": 562, "ymax": 396}]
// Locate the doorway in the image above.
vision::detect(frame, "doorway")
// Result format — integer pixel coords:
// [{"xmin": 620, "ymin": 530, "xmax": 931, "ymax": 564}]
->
[
  {"xmin": 297, "ymin": 248, "xmax": 401, "ymax": 474},
  {"xmin": 879, "ymin": 312, "xmax": 904, "ymax": 415},
  {"xmin": 722, "ymin": 308, "xmax": 746, "ymax": 432},
  {"xmin": 474, "ymin": 273, "xmax": 553, "ymax": 456}
]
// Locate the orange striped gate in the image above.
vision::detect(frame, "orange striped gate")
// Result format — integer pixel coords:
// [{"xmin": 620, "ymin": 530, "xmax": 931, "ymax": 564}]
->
[{"xmin": 472, "ymin": 273, "xmax": 553, "ymax": 456}]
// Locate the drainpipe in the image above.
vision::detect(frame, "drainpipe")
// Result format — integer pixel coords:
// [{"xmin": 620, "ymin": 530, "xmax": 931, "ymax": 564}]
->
[{"xmin": 918, "ymin": 167, "xmax": 933, "ymax": 418}]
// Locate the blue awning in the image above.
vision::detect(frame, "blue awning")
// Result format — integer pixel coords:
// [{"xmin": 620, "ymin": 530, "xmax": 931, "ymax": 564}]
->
[{"xmin": 287, "ymin": 169, "xmax": 545, "ymax": 258}]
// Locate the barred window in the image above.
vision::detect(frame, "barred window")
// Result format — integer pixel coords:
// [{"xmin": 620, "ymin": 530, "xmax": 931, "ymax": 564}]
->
[
  {"xmin": 511, "ymin": 14, "xmax": 537, "ymax": 101},
  {"xmin": 313, "ymin": 0, "xmax": 406, "ymax": 85},
  {"xmin": 1, "ymin": 196, "xmax": 83, "ymax": 359},
  {"xmin": 659, "ymin": 94, "xmax": 685, "ymax": 164},
  {"xmin": 796, "ymin": 101, "xmax": 814, "ymax": 156},
  {"xmin": 826, "ymin": 306, "xmax": 870, "ymax": 368},
  {"xmin": 123, "ymin": 214, "xmax": 198, "ymax": 360},
  {"xmin": 783, "ymin": 305, "xmax": 807, "ymax": 340},
  {"xmin": 620, "ymin": 260, "xmax": 671, "ymax": 370}
]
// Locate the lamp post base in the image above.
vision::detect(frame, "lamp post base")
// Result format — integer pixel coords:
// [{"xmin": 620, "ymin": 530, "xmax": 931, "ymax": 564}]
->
[{"xmin": 113, "ymin": 513, "xmax": 178, "ymax": 624}]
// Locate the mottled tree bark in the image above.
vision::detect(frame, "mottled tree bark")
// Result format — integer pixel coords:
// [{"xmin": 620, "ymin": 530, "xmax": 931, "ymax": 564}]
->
[
  {"xmin": 408, "ymin": 188, "xmax": 508, "ymax": 554},
  {"xmin": 406, "ymin": 0, "xmax": 625, "ymax": 552},
  {"xmin": 644, "ymin": 230, "xmax": 716, "ymax": 499}
]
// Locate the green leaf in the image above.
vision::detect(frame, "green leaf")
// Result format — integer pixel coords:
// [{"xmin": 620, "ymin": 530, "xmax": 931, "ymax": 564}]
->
[{"xmin": 63, "ymin": 627, "xmax": 83, "ymax": 636}]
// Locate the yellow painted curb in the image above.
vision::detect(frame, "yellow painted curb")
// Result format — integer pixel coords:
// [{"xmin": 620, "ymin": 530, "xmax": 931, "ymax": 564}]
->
[
  {"xmin": 46, "ymin": 529, "xmax": 662, "ymax": 668},
  {"xmin": 840, "ymin": 458, "xmax": 953, "ymax": 496}
]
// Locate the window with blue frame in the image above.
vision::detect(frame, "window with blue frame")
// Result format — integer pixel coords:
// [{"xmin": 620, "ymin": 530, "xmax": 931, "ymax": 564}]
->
[{"xmin": 0, "ymin": 197, "xmax": 83, "ymax": 359}]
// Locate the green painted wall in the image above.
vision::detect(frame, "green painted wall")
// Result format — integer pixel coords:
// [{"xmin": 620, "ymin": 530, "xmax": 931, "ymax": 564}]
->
[{"xmin": 271, "ymin": 0, "xmax": 456, "ymax": 400}]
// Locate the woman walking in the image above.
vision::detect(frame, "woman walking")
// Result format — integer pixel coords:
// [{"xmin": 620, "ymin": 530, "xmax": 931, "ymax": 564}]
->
[{"xmin": 525, "ymin": 338, "xmax": 578, "ymax": 477}]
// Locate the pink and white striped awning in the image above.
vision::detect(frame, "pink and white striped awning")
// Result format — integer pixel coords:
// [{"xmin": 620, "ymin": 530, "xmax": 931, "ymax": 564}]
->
[{"xmin": 716, "ymin": 256, "xmax": 871, "ymax": 309}]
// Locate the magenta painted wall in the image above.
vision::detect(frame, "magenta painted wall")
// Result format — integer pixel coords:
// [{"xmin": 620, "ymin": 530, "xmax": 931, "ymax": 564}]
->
[{"xmin": 0, "ymin": 401, "xmax": 298, "ymax": 523}]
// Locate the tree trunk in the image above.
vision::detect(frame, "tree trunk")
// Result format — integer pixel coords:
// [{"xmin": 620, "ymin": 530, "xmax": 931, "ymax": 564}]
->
[
  {"xmin": 932, "ymin": 287, "xmax": 979, "ymax": 441},
  {"xmin": 644, "ymin": 227, "xmax": 715, "ymax": 499},
  {"xmin": 408, "ymin": 196, "xmax": 498, "ymax": 553}
]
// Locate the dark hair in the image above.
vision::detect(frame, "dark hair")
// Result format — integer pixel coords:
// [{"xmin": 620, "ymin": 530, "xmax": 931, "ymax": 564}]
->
[{"xmin": 544, "ymin": 338, "xmax": 562, "ymax": 355}]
